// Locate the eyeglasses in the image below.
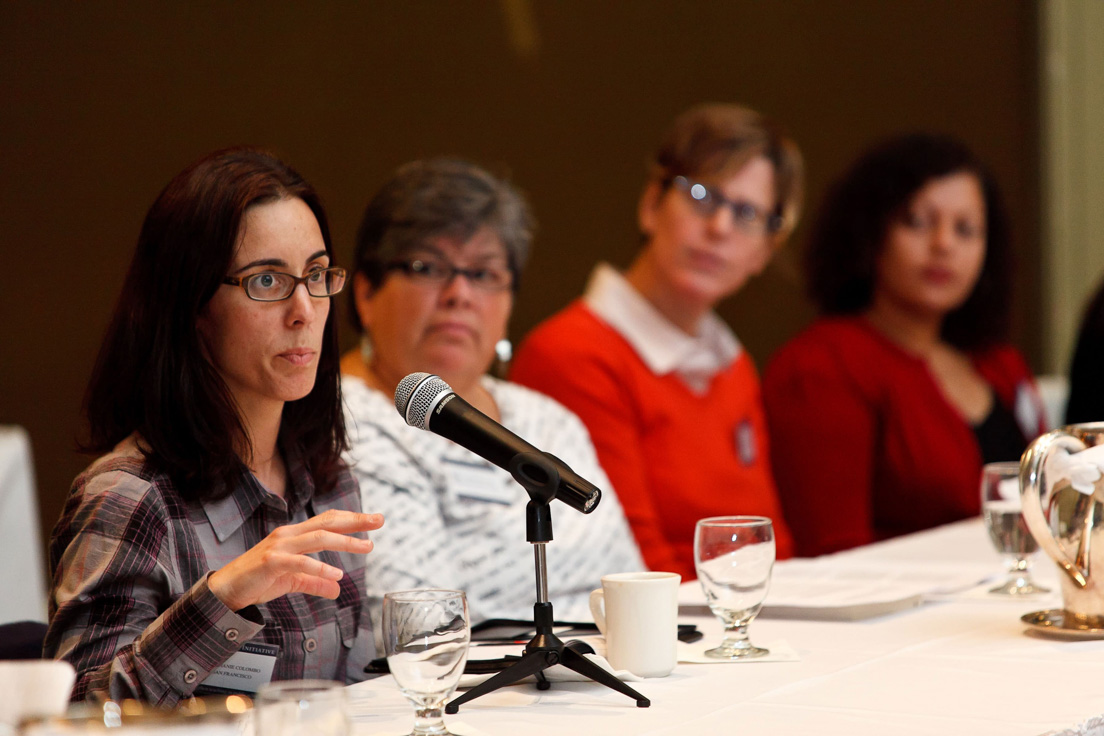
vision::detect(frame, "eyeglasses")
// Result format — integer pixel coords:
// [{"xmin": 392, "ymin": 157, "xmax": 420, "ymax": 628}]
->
[
  {"xmin": 670, "ymin": 175, "xmax": 784, "ymax": 235},
  {"xmin": 385, "ymin": 258, "xmax": 514, "ymax": 292},
  {"xmin": 222, "ymin": 267, "xmax": 347, "ymax": 302}
]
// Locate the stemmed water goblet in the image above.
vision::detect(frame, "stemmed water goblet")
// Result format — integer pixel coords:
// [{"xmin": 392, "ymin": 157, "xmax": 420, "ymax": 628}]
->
[
  {"xmin": 980, "ymin": 461, "xmax": 1049, "ymax": 595},
  {"xmin": 694, "ymin": 516, "xmax": 775, "ymax": 659},
  {"xmin": 382, "ymin": 589, "xmax": 470, "ymax": 736}
]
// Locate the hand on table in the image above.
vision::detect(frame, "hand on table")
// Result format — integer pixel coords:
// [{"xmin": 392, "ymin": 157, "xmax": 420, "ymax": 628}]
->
[{"xmin": 208, "ymin": 509, "xmax": 384, "ymax": 611}]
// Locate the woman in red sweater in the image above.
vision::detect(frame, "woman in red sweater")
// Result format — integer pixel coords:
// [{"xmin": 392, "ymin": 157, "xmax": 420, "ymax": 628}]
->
[
  {"xmin": 763, "ymin": 134, "xmax": 1046, "ymax": 558},
  {"xmin": 511, "ymin": 104, "xmax": 804, "ymax": 578}
]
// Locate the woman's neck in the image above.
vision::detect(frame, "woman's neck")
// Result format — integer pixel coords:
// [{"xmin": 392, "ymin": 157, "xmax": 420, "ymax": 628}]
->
[
  {"xmin": 864, "ymin": 296, "xmax": 944, "ymax": 357},
  {"xmin": 625, "ymin": 252, "xmax": 707, "ymax": 336},
  {"xmin": 341, "ymin": 348, "xmax": 501, "ymax": 422},
  {"xmin": 236, "ymin": 398, "xmax": 286, "ymax": 498}
]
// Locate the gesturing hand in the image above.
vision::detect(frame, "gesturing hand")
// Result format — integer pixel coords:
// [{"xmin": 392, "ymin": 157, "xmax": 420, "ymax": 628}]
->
[{"xmin": 208, "ymin": 509, "xmax": 384, "ymax": 612}]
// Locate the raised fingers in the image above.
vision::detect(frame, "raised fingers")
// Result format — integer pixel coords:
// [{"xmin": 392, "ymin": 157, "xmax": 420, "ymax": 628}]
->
[
  {"xmin": 288, "ymin": 509, "xmax": 384, "ymax": 536},
  {"xmin": 277, "ymin": 554, "xmax": 346, "ymax": 600},
  {"xmin": 283, "ymin": 528, "xmax": 375, "ymax": 556}
]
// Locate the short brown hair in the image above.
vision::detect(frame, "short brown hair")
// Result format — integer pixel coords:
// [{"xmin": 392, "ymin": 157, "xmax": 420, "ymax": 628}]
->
[
  {"xmin": 351, "ymin": 158, "xmax": 534, "ymax": 334},
  {"xmin": 651, "ymin": 104, "xmax": 804, "ymax": 242}
]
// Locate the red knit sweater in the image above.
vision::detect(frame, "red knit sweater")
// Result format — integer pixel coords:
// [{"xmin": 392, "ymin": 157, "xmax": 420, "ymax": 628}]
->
[
  {"xmin": 762, "ymin": 316, "xmax": 1045, "ymax": 558},
  {"xmin": 511, "ymin": 301, "xmax": 794, "ymax": 579}
]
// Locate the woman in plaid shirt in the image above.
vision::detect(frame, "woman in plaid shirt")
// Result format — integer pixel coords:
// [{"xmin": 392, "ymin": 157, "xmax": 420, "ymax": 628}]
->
[{"xmin": 44, "ymin": 148, "xmax": 383, "ymax": 705}]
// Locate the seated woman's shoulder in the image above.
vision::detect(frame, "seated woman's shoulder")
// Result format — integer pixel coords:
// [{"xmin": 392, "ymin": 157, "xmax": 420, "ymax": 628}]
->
[
  {"xmin": 517, "ymin": 301, "xmax": 622, "ymax": 359},
  {"xmin": 970, "ymin": 342, "xmax": 1033, "ymax": 378},
  {"xmin": 514, "ymin": 302, "xmax": 642, "ymax": 390},
  {"xmin": 77, "ymin": 436, "xmax": 156, "ymax": 498},
  {"xmin": 58, "ymin": 439, "xmax": 167, "ymax": 536},
  {"xmin": 491, "ymin": 376, "xmax": 581, "ymax": 423},
  {"xmin": 768, "ymin": 316, "xmax": 881, "ymax": 376},
  {"xmin": 341, "ymin": 374, "xmax": 388, "ymax": 411}
]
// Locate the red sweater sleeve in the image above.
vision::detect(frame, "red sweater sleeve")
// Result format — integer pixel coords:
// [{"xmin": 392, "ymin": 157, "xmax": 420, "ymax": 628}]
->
[
  {"xmin": 763, "ymin": 340, "xmax": 878, "ymax": 557},
  {"xmin": 511, "ymin": 315, "xmax": 685, "ymax": 576}
]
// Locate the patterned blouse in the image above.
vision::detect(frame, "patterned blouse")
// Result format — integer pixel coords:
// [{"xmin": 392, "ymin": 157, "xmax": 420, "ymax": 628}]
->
[
  {"xmin": 343, "ymin": 375, "xmax": 645, "ymax": 632},
  {"xmin": 44, "ymin": 435, "xmax": 372, "ymax": 706}
]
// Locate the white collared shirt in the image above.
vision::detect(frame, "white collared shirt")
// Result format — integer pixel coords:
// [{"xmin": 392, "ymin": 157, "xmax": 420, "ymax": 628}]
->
[{"xmin": 583, "ymin": 263, "xmax": 742, "ymax": 394}]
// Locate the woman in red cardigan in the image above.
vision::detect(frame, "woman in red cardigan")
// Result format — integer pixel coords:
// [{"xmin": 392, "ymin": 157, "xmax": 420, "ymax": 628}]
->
[
  {"xmin": 512, "ymin": 105, "xmax": 804, "ymax": 578},
  {"xmin": 763, "ymin": 134, "xmax": 1046, "ymax": 558}
]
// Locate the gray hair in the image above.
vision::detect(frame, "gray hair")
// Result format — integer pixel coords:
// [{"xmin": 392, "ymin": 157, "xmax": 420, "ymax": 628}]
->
[{"xmin": 351, "ymin": 158, "xmax": 534, "ymax": 329}]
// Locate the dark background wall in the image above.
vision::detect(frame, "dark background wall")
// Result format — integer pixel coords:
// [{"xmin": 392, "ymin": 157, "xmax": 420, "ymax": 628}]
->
[{"xmin": 1, "ymin": 2, "xmax": 1041, "ymax": 563}]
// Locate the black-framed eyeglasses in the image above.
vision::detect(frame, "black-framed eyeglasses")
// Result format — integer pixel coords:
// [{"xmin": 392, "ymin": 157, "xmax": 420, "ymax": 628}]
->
[
  {"xmin": 670, "ymin": 175, "xmax": 784, "ymax": 235},
  {"xmin": 222, "ymin": 267, "xmax": 347, "ymax": 302},
  {"xmin": 385, "ymin": 258, "xmax": 514, "ymax": 292}
]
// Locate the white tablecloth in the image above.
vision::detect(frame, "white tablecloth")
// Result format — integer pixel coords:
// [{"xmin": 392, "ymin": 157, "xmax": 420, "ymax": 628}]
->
[
  {"xmin": 346, "ymin": 519, "xmax": 1104, "ymax": 736},
  {"xmin": 0, "ymin": 426, "xmax": 48, "ymax": 623}
]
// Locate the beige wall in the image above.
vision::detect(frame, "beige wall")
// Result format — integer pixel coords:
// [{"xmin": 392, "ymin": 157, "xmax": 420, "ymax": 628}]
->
[
  {"xmin": 1040, "ymin": 0, "xmax": 1104, "ymax": 375},
  {"xmin": 0, "ymin": 2, "xmax": 1041, "ymax": 561}
]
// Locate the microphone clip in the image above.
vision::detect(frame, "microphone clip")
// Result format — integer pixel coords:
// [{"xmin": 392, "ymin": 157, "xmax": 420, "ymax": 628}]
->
[{"xmin": 508, "ymin": 451, "xmax": 560, "ymax": 544}]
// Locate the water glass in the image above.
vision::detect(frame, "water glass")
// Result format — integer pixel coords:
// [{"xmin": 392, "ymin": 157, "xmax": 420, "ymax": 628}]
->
[
  {"xmin": 980, "ymin": 461, "xmax": 1048, "ymax": 595},
  {"xmin": 254, "ymin": 679, "xmax": 349, "ymax": 736},
  {"xmin": 694, "ymin": 516, "xmax": 775, "ymax": 659},
  {"xmin": 383, "ymin": 590, "xmax": 470, "ymax": 736}
]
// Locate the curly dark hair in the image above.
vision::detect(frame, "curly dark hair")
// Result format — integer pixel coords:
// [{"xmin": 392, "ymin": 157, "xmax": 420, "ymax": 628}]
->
[
  {"xmin": 82, "ymin": 147, "xmax": 347, "ymax": 502},
  {"xmin": 804, "ymin": 133, "xmax": 1013, "ymax": 349}
]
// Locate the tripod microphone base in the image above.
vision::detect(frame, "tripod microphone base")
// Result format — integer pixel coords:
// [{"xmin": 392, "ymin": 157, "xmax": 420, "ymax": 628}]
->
[
  {"xmin": 445, "ymin": 639, "xmax": 650, "ymax": 714},
  {"xmin": 446, "ymin": 458, "xmax": 650, "ymax": 714}
]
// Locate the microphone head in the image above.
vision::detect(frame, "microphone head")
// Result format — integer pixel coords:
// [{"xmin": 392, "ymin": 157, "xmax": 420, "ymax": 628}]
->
[{"xmin": 395, "ymin": 372, "xmax": 453, "ymax": 429}]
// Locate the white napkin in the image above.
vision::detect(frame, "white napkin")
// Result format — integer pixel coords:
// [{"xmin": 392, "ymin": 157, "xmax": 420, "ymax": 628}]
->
[
  {"xmin": 1046, "ymin": 445, "xmax": 1104, "ymax": 495},
  {"xmin": 941, "ymin": 581, "xmax": 1058, "ymax": 603},
  {"xmin": 677, "ymin": 638, "xmax": 800, "ymax": 664},
  {"xmin": 996, "ymin": 477, "xmax": 1021, "ymax": 502},
  {"xmin": 0, "ymin": 660, "xmax": 76, "ymax": 728}
]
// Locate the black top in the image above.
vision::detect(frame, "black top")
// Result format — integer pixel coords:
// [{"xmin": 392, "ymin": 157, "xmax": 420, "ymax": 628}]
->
[
  {"xmin": 973, "ymin": 391, "xmax": 1028, "ymax": 464},
  {"xmin": 1067, "ymin": 279, "xmax": 1104, "ymax": 424}
]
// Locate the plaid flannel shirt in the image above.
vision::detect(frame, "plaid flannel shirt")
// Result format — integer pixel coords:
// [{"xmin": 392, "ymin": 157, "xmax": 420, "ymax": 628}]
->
[{"xmin": 44, "ymin": 435, "xmax": 373, "ymax": 706}]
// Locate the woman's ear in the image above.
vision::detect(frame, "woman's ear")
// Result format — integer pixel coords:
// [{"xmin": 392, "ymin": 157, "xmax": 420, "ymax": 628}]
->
[
  {"xmin": 637, "ymin": 180, "xmax": 664, "ymax": 239},
  {"xmin": 353, "ymin": 272, "xmax": 375, "ymax": 331}
]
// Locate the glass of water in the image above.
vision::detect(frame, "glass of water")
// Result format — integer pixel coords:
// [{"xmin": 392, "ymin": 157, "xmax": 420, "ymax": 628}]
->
[
  {"xmin": 382, "ymin": 590, "xmax": 470, "ymax": 736},
  {"xmin": 981, "ymin": 461, "xmax": 1049, "ymax": 595},
  {"xmin": 254, "ymin": 679, "xmax": 349, "ymax": 736},
  {"xmin": 694, "ymin": 516, "xmax": 775, "ymax": 659}
]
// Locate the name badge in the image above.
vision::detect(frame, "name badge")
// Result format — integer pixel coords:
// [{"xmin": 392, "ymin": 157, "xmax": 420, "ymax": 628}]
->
[
  {"xmin": 195, "ymin": 641, "xmax": 279, "ymax": 695},
  {"xmin": 442, "ymin": 457, "xmax": 514, "ymax": 505},
  {"xmin": 735, "ymin": 419, "xmax": 757, "ymax": 466}
]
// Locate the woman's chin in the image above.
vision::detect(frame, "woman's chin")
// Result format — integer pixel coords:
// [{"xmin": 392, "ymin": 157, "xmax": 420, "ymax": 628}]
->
[{"xmin": 423, "ymin": 357, "xmax": 489, "ymax": 389}]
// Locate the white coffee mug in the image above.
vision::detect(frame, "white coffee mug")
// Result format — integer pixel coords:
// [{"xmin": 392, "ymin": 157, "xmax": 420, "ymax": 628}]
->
[{"xmin": 589, "ymin": 571, "xmax": 681, "ymax": 678}]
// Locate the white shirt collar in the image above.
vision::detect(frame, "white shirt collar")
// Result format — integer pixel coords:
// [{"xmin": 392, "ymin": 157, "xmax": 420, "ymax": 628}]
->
[{"xmin": 582, "ymin": 263, "xmax": 741, "ymax": 391}]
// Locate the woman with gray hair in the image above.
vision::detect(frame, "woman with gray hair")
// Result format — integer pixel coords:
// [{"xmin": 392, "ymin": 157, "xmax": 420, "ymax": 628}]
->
[{"xmin": 341, "ymin": 158, "xmax": 643, "ymax": 625}]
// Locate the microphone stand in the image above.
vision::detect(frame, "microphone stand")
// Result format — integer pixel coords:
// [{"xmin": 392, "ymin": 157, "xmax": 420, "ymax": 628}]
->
[{"xmin": 444, "ymin": 452, "xmax": 651, "ymax": 713}]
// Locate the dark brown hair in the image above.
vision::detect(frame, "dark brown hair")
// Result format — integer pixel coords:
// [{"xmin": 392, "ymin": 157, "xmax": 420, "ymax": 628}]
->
[{"xmin": 83, "ymin": 147, "xmax": 347, "ymax": 501}]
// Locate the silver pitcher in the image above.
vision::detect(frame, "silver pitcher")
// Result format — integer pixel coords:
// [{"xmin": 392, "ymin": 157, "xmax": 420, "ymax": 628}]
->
[{"xmin": 1021, "ymin": 422, "xmax": 1104, "ymax": 620}]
